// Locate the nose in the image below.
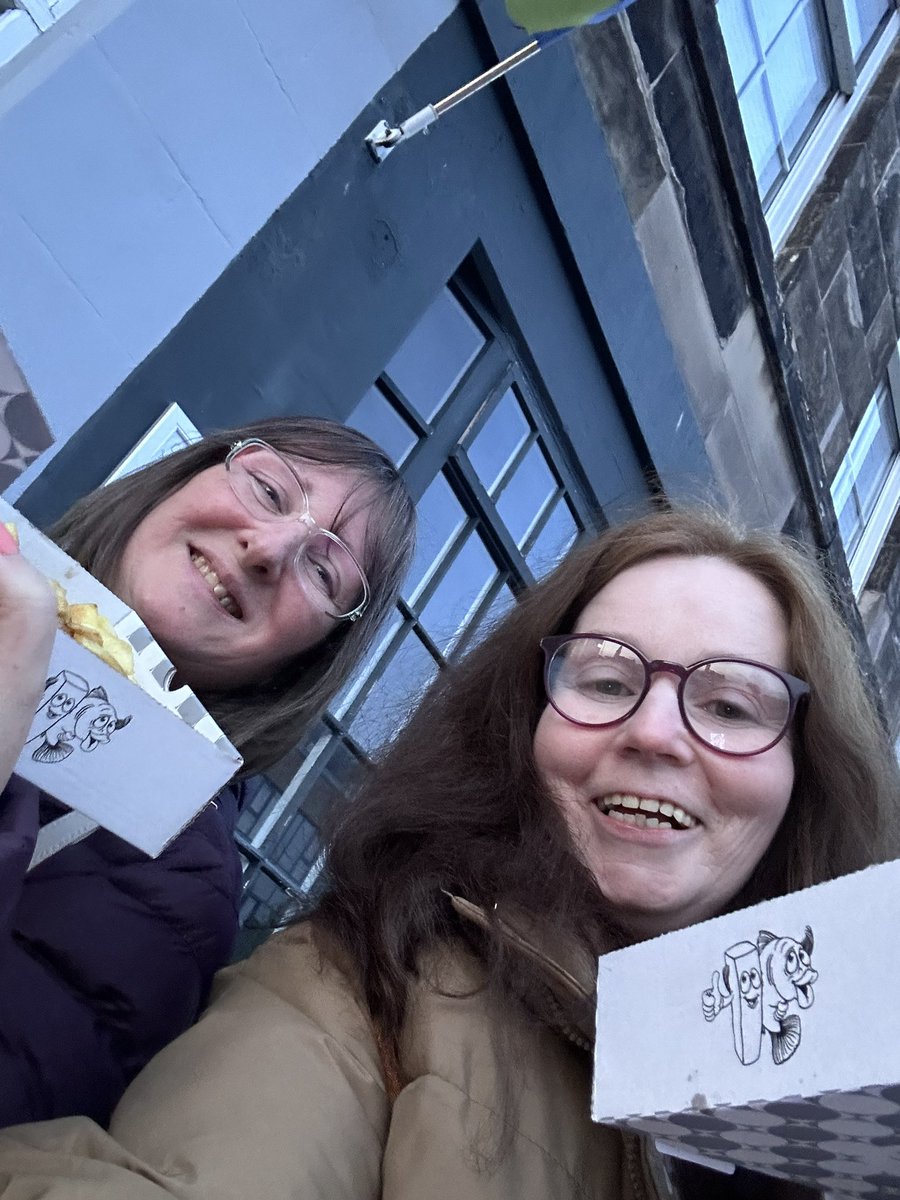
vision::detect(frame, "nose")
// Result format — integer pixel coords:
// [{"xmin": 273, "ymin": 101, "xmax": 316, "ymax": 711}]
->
[
  {"xmin": 238, "ymin": 521, "xmax": 305, "ymax": 578},
  {"xmin": 614, "ymin": 674, "xmax": 694, "ymax": 762}
]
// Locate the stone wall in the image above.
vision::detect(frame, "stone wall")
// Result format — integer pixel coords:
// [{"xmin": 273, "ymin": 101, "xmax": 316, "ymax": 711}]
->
[
  {"xmin": 778, "ymin": 41, "xmax": 900, "ymax": 736},
  {"xmin": 573, "ymin": 7, "xmax": 801, "ymax": 530}
]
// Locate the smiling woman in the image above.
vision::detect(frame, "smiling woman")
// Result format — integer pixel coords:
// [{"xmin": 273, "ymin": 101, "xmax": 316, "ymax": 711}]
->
[
  {"xmin": 0, "ymin": 507, "xmax": 895, "ymax": 1200},
  {"xmin": 0, "ymin": 415, "xmax": 415, "ymax": 1129}
]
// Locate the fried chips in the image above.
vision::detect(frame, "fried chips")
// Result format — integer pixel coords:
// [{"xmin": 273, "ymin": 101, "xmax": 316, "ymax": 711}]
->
[{"xmin": 55, "ymin": 593, "xmax": 135, "ymax": 678}]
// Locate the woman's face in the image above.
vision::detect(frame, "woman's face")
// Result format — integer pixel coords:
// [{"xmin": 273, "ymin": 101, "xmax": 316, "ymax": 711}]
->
[
  {"xmin": 116, "ymin": 456, "xmax": 372, "ymax": 690},
  {"xmin": 532, "ymin": 555, "xmax": 796, "ymax": 937}
]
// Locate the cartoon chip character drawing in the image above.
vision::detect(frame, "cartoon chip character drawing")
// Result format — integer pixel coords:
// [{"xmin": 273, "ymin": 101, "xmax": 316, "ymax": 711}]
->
[
  {"xmin": 26, "ymin": 672, "xmax": 90, "ymax": 744},
  {"xmin": 702, "ymin": 927, "xmax": 817, "ymax": 1066},
  {"xmin": 25, "ymin": 673, "xmax": 131, "ymax": 764},
  {"xmin": 701, "ymin": 941, "xmax": 763, "ymax": 1064}
]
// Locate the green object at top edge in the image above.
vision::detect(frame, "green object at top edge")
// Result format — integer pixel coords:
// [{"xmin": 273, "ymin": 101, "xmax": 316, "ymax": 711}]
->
[{"xmin": 505, "ymin": 0, "xmax": 620, "ymax": 33}]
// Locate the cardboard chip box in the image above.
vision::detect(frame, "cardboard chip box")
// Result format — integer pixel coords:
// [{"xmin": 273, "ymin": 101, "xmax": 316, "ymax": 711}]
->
[
  {"xmin": 593, "ymin": 860, "xmax": 900, "ymax": 1198},
  {"xmin": 2, "ymin": 498, "xmax": 243, "ymax": 857}
]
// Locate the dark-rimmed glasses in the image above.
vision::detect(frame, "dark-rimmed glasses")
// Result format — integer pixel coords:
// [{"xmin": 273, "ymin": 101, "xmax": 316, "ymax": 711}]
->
[
  {"xmin": 225, "ymin": 438, "xmax": 370, "ymax": 622},
  {"xmin": 540, "ymin": 634, "xmax": 809, "ymax": 757}
]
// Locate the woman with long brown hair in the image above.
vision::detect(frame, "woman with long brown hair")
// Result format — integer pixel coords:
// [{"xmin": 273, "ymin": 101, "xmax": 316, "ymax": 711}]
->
[
  {"xmin": 0, "ymin": 508, "xmax": 895, "ymax": 1199},
  {"xmin": 0, "ymin": 415, "xmax": 414, "ymax": 1128}
]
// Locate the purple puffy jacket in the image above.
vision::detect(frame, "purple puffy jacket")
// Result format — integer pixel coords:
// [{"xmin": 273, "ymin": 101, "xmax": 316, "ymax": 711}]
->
[{"xmin": 0, "ymin": 774, "xmax": 243, "ymax": 1127}]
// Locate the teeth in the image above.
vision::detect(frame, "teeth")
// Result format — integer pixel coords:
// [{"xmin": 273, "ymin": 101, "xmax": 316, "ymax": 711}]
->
[
  {"xmin": 191, "ymin": 552, "xmax": 239, "ymax": 616},
  {"xmin": 601, "ymin": 793, "xmax": 698, "ymax": 830}
]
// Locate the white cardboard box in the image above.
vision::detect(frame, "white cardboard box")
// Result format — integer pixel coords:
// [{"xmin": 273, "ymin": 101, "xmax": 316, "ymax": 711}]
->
[
  {"xmin": 2, "ymin": 498, "xmax": 242, "ymax": 856},
  {"xmin": 593, "ymin": 860, "xmax": 900, "ymax": 1197}
]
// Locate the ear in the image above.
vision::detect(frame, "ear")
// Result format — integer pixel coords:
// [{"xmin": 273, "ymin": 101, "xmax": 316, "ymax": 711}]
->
[
  {"xmin": 87, "ymin": 686, "xmax": 109, "ymax": 701},
  {"xmin": 114, "ymin": 715, "xmax": 132, "ymax": 731},
  {"xmin": 45, "ymin": 673, "xmax": 61, "ymax": 690},
  {"xmin": 722, "ymin": 962, "xmax": 732, "ymax": 993},
  {"xmin": 757, "ymin": 930, "xmax": 776, "ymax": 950},
  {"xmin": 802, "ymin": 926, "xmax": 813, "ymax": 955}
]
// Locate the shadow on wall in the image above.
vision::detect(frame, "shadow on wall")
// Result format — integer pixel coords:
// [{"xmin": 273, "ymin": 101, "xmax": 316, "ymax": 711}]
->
[{"xmin": 0, "ymin": 331, "xmax": 53, "ymax": 491}]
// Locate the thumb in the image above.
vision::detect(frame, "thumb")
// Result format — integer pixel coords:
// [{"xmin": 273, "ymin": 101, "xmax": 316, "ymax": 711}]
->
[
  {"xmin": 711, "ymin": 970, "xmax": 720, "ymax": 992},
  {"xmin": 0, "ymin": 524, "xmax": 19, "ymax": 556}
]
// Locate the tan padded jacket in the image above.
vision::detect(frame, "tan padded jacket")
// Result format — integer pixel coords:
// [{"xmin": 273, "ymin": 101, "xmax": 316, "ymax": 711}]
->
[{"xmin": 0, "ymin": 920, "xmax": 668, "ymax": 1200}]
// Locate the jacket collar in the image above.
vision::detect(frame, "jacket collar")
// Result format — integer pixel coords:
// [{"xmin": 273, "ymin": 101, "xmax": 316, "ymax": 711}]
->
[{"xmin": 444, "ymin": 891, "xmax": 597, "ymax": 1049}]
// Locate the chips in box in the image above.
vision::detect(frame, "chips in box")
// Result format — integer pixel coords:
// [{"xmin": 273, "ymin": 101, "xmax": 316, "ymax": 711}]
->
[{"xmin": 1, "ymin": 498, "xmax": 242, "ymax": 857}]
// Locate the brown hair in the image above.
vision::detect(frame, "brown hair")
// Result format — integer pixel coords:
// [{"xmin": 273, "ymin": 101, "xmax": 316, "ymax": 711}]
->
[
  {"xmin": 49, "ymin": 416, "xmax": 415, "ymax": 774},
  {"xmin": 315, "ymin": 507, "xmax": 899, "ymax": 1064}
]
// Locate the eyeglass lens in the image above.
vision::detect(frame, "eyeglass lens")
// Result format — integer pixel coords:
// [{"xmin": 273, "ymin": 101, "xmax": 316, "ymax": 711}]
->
[
  {"xmin": 546, "ymin": 637, "xmax": 793, "ymax": 755},
  {"xmin": 228, "ymin": 444, "xmax": 366, "ymax": 618}
]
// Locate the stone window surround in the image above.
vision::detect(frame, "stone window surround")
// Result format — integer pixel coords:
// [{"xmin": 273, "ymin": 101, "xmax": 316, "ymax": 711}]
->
[
  {"xmin": 717, "ymin": 1, "xmax": 900, "ymax": 251},
  {"xmin": 831, "ymin": 341, "xmax": 900, "ymax": 594}
]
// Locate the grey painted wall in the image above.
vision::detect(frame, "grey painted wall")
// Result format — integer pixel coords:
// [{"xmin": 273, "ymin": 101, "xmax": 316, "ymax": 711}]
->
[{"xmin": 0, "ymin": 0, "xmax": 457, "ymax": 500}]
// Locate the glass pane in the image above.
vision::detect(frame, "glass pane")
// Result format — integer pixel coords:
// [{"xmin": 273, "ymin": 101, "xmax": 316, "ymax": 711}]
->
[
  {"xmin": 831, "ymin": 452, "xmax": 863, "ymax": 553},
  {"xmin": 461, "ymin": 581, "xmax": 517, "ymax": 649},
  {"xmin": 467, "ymin": 388, "xmax": 530, "ymax": 496},
  {"xmin": 402, "ymin": 473, "xmax": 466, "ymax": 604},
  {"xmin": 765, "ymin": 2, "xmax": 832, "ymax": 160},
  {"xmin": 348, "ymin": 386, "xmax": 417, "ymax": 466},
  {"xmin": 420, "ymin": 532, "xmax": 498, "ymax": 653},
  {"xmin": 851, "ymin": 388, "xmax": 899, "ymax": 518},
  {"xmin": 239, "ymin": 867, "xmax": 289, "ymax": 929},
  {"xmin": 349, "ymin": 633, "xmax": 438, "ymax": 754},
  {"xmin": 262, "ymin": 810, "xmax": 320, "ymax": 880},
  {"xmin": 236, "ymin": 774, "xmax": 282, "ymax": 838},
  {"xmin": 737, "ymin": 74, "xmax": 783, "ymax": 198},
  {"xmin": 526, "ymin": 498, "xmax": 579, "ymax": 579},
  {"xmin": 749, "ymin": 0, "xmax": 804, "ymax": 52},
  {"xmin": 384, "ymin": 288, "xmax": 485, "ymax": 423},
  {"xmin": 332, "ymin": 611, "xmax": 404, "ymax": 718},
  {"xmin": 718, "ymin": 0, "xmax": 761, "ymax": 91},
  {"xmin": 298, "ymin": 738, "xmax": 364, "ymax": 827},
  {"xmin": 496, "ymin": 441, "xmax": 558, "ymax": 548},
  {"xmin": 846, "ymin": 0, "xmax": 891, "ymax": 60}
]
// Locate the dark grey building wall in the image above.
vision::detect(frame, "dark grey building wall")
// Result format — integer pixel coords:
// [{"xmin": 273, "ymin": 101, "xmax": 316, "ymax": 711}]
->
[{"xmin": 778, "ymin": 42, "xmax": 900, "ymax": 737}]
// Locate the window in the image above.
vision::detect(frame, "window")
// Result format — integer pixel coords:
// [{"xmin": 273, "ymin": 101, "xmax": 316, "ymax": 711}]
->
[
  {"xmin": 236, "ymin": 276, "xmax": 599, "ymax": 929},
  {"xmin": 831, "ymin": 343, "xmax": 900, "ymax": 594},
  {"xmin": 717, "ymin": 0, "xmax": 899, "ymax": 247},
  {"xmin": 0, "ymin": 0, "xmax": 82, "ymax": 70}
]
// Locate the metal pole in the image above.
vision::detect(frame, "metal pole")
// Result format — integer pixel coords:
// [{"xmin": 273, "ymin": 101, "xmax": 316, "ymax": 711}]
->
[
  {"xmin": 433, "ymin": 39, "xmax": 540, "ymax": 116},
  {"xmin": 365, "ymin": 39, "xmax": 541, "ymax": 159}
]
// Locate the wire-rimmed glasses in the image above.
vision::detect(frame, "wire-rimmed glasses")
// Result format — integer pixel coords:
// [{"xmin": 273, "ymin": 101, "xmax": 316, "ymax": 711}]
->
[
  {"xmin": 540, "ymin": 634, "xmax": 809, "ymax": 757},
  {"xmin": 225, "ymin": 439, "xmax": 370, "ymax": 622}
]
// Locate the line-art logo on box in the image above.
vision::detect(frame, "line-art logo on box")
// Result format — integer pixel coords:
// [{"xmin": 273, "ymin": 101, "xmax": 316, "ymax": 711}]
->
[
  {"xmin": 701, "ymin": 927, "xmax": 818, "ymax": 1065},
  {"xmin": 26, "ymin": 671, "xmax": 132, "ymax": 763}
]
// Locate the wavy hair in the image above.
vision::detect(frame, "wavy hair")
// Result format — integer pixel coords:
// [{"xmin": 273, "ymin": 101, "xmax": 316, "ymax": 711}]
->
[
  {"xmin": 315, "ymin": 507, "xmax": 899, "ymax": 1066},
  {"xmin": 49, "ymin": 416, "xmax": 415, "ymax": 774}
]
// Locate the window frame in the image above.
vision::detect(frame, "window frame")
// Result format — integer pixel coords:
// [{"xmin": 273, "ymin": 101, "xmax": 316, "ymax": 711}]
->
[
  {"xmin": 235, "ymin": 274, "xmax": 605, "ymax": 923},
  {"xmin": 716, "ymin": 0, "xmax": 900, "ymax": 251},
  {"xmin": 767, "ymin": 3, "xmax": 900, "ymax": 249},
  {"xmin": 832, "ymin": 342, "xmax": 900, "ymax": 595}
]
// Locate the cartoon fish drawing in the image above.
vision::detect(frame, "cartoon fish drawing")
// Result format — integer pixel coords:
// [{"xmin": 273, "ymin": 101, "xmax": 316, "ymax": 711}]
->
[
  {"xmin": 27, "ymin": 684, "xmax": 131, "ymax": 764},
  {"xmin": 757, "ymin": 926, "xmax": 817, "ymax": 1065},
  {"xmin": 702, "ymin": 926, "xmax": 817, "ymax": 1066}
]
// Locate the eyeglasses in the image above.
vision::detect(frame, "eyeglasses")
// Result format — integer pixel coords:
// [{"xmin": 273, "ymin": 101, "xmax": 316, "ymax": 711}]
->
[
  {"xmin": 540, "ymin": 634, "xmax": 809, "ymax": 757},
  {"xmin": 225, "ymin": 439, "xmax": 370, "ymax": 622}
]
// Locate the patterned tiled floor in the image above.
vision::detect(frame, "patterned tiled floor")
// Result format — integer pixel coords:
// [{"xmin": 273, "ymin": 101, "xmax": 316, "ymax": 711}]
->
[{"xmin": 0, "ymin": 331, "xmax": 53, "ymax": 490}]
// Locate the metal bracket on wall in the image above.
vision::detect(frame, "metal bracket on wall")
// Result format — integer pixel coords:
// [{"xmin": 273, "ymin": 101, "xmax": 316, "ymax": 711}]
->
[{"xmin": 365, "ymin": 120, "xmax": 400, "ymax": 163}]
